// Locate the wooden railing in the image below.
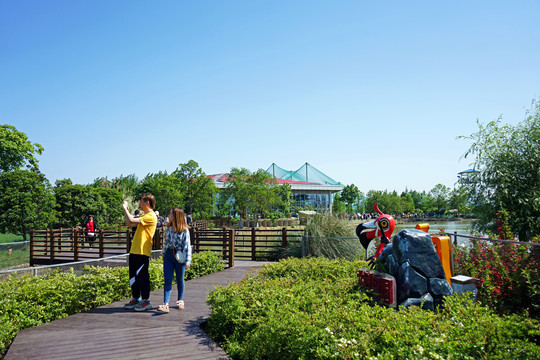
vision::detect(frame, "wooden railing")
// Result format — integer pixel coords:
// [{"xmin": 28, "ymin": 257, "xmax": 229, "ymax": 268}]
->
[{"xmin": 30, "ymin": 227, "xmax": 304, "ymax": 268}]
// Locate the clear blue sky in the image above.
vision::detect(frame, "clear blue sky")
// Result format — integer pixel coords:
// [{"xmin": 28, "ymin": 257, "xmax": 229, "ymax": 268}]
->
[{"xmin": 2, "ymin": 1, "xmax": 539, "ymax": 193}]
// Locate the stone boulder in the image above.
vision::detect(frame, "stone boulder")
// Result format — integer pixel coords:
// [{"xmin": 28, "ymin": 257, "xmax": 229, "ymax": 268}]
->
[{"xmin": 378, "ymin": 229, "xmax": 453, "ymax": 310}]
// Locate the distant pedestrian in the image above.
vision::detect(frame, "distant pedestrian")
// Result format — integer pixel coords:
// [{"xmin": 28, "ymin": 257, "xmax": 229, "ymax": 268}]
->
[
  {"xmin": 85, "ymin": 215, "xmax": 97, "ymax": 247},
  {"xmin": 156, "ymin": 211, "xmax": 165, "ymax": 228},
  {"xmin": 131, "ymin": 209, "xmax": 140, "ymax": 234},
  {"xmin": 157, "ymin": 207, "xmax": 191, "ymax": 313},
  {"xmin": 122, "ymin": 193, "xmax": 157, "ymax": 312}
]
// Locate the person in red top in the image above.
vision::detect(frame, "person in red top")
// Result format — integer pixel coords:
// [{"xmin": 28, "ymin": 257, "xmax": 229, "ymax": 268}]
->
[{"xmin": 85, "ymin": 215, "xmax": 97, "ymax": 247}]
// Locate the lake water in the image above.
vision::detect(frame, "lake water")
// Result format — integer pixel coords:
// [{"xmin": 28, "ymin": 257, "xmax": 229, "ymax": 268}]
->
[
  {"xmin": 394, "ymin": 220, "xmax": 475, "ymax": 235},
  {"xmin": 394, "ymin": 220, "xmax": 477, "ymax": 247}
]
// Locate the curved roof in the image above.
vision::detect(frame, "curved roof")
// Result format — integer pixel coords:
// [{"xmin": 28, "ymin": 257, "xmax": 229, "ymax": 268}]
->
[{"xmin": 266, "ymin": 162, "xmax": 343, "ymax": 186}]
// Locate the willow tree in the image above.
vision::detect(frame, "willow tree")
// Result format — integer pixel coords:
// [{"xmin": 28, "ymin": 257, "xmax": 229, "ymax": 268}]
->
[{"xmin": 460, "ymin": 100, "xmax": 540, "ymax": 240}]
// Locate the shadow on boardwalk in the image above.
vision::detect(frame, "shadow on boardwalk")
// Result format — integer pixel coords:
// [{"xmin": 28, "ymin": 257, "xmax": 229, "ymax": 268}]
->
[{"xmin": 6, "ymin": 260, "xmax": 268, "ymax": 360}]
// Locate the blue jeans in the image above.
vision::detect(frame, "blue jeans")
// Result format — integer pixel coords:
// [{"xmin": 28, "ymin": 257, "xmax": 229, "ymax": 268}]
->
[{"xmin": 163, "ymin": 249, "xmax": 186, "ymax": 304}]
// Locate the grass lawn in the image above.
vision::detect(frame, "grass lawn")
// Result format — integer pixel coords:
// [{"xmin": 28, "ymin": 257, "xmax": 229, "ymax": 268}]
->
[
  {"xmin": 0, "ymin": 234, "xmax": 28, "ymax": 269},
  {"xmin": 0, "ymin": 233, "xmax": 23, "ymax": 244}
]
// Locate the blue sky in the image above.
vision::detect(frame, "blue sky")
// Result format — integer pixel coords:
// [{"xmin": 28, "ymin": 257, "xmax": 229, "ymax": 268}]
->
[{"xmin": 2, "ymin": 1, "xmax": 539, "ymax": 193}]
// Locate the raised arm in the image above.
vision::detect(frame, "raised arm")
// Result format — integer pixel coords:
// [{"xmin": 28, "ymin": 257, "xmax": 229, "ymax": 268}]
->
[{"xmin": 122, "ymin": 201, "xmax": 142, "ymax": 227}]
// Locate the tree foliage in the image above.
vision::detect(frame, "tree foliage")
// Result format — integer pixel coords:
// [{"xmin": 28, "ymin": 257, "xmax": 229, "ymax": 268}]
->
[
  {"xmin": 137, "ymin": 171, "xmax": 183, "ymax": 215},
  {"xmin": 0, "ymin": 124, "xmax": 44, "ymax": 173},
  {"xmin": 430, "ymin": 184, "xmax": 450, "ymax": 215},
  {"xmin": 0, "ymin": 170, "xmax": 56, "ymax": 240},
  {"xmin": 340, "ymin": 184, "xmax": 360, "ymax": 213},
  {"xmin": 461, "ymin": 101, "xmax": 540, "ymax": 240},
  {"xmin": 274, "ymin": 183, "xmax": 293, "ymax": 217},
  {"xmin": 332, "ymin": 193, "xmax": 346, "ymax": 214},
  {"xmin": 221, "ymin": 168, "xmax": 279, "ymax": 219},
  {"xmin": 54, "ymin": 180, "xmax": 123, "ymax": 227},
  {"xmin": 173, "ymin": 160, "xmax": 216, "ymax": 217}
]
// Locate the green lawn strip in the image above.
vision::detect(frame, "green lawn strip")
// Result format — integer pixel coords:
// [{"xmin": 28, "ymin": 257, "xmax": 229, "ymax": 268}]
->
[{"xmin": 0, "ymin": 234, "xmax": 24, "ymax": 244}]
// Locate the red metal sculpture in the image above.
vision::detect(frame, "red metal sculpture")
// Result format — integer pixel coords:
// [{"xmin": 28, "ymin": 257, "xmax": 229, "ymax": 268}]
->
[{"xmin": 356, "ymin": 203, "xmax": 395, "ymax": 261}]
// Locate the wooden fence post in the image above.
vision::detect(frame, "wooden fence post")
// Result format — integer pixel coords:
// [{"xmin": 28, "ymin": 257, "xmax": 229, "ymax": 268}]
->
[
  {"xmin": 50, "ymin": 229, "xmax": 55, "ymax": 264},
  {"xmin": 99, "ymin": 229, "xmax": 104, "ymax": 258},
  {"xmin": 222, "ymin": 228, "xmax": 227, "ymax": 261},
  {"xmin": 251, "ymin": 227, "xmax": 257, "ymax": 261},
  {"xmin": 229, "ymin": 229, "xmax": 235, "ymax": 268},
  {"xmin": 194, "ymin": 228, "xmax": 200, "ymax": 253},
  {"xmin": 45, "ymin": 228, "xmax": 49, "ymax": 256},
  {"xmin": 73, "ymin": 228, "xmax": 79, "ymax": 261},
  {"xmin": 282, "ymin": 227, "xmax": 288, "ymax": 248},
  {"xmin": 30, "ymin": 229, "xmax": 34, "ymax": 266}
]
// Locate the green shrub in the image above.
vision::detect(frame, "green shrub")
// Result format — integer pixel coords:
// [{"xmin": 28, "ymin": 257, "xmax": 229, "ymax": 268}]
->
[
  {"xmin": 0, "ymin": 251, "xmax": 223, "ymax": 358},
  {"xmin": 185, "ymin": 250, "xmax": 225, "ymax": 280},
  {"xmin": 206, "ymin": 257, "xmax": 540, "ymax": 359}
]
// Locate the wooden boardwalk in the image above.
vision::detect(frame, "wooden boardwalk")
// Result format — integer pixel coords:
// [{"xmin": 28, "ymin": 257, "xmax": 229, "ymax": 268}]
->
[{"xmin": 6, "ymin": 261, "xmax": 268, "ymax": 360}]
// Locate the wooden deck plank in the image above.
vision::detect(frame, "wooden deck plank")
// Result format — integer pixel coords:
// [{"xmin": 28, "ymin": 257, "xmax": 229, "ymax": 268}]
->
[{"xmin": 5, "ymin": 260, "xmax": 267, "ymax": 360}]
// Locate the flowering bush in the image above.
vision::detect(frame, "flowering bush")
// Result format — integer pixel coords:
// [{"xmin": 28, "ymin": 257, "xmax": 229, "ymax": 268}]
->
[{"xmin": 453, "ymin": 211, "xmax": 539, "ymax": 318}]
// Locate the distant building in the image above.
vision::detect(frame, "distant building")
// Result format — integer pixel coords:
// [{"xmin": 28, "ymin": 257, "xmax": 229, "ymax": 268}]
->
[
  {"xmin": 457, "ymin": 169, "xmax": 480, "ymax": 185},
  {"xmin": 209, "ymin": 162, "xmax": 344, "ymax": 214}
]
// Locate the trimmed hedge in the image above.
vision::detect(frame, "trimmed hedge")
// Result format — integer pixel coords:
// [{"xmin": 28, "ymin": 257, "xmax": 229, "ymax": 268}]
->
[
  {"xmin": 206, "ymin": 257, "xmax": 540, "ymax": 359},
  {"xmin": 0, "ymin": 251, "xmax": 224, "ymax": 358}
]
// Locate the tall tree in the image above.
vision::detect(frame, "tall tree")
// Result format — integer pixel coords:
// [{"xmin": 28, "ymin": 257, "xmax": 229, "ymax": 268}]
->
[
  {"xmin": 274, "ymin": 183, "xmax": 293, "ymax": 217},
  {"xmin": 430, "ymin": 184, "xmax": 450, "ymax": 215},
  {"xmin": 460, "ymin": 100, "xmax": 540, "ymax": 240},
  {"xmin": 365, "ymin": 190, "xmax": 403, "ymax": 214},
  {"xmin": 92, "ymin": 174, "xmax": 140, "ymax": 199},
  {"xmin": 332, "ymin": 193, "xmax": 347, "ymax": 214},
  {"xmin": 173, "ymin": 160, "xmax": 216, "ymax": 217},
  {"xmin": 0, "ymin": 170, "xmax": 56, "ymax": 240},
  {"xmin": 138, "ymin": 171, "xmax": 183, "ymax": 215},
  {"xmin": 449, "ymin": 186, "xmax": 470, "ymax": 215},
  {"xmin": 54, "ymin": 181, "xmax": 102, "ymax": 227},
  {"xmin": 94, "ymin": 187, "xmax": 124, "ymax": 225},
  {"xmin": 340, "ymin": 184, "xmax": 360, "ymax": 213},
  {"xmin": 221, "ymin": 168, "xmax": 278, "ymax": 219},
  {"xmin": 0, "ymin": 124, "xmax": 44, "ymax": 173},
  {"xmin": 400, "ymin": 192, "xmax": 416, "ymax": 213}
]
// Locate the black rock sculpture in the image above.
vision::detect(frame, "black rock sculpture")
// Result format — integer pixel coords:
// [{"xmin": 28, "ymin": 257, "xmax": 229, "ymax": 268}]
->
[{"xmin": 378, "ymin": 229, "xmax": 453, "ymax": 309}]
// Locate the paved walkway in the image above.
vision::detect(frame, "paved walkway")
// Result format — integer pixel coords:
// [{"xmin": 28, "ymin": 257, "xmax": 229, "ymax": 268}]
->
[{"xmin": 6, "ymin": 261, "xmax": 268, "ymax": 360}]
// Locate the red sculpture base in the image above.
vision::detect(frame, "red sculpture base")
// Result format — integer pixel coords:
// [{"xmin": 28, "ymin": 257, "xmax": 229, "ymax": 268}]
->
[{"xmin": 357, "ymin": 268, "xmax": 397, "ymax": 308}]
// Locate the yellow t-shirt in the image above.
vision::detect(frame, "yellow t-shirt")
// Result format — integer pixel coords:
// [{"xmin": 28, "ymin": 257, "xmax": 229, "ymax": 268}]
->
[{"xmin": 130, "ymin": 211, "xmax": 157, "ymax": 257}]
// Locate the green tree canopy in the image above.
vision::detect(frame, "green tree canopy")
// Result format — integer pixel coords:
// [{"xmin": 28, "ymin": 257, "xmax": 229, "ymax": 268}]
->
[
  {"xmin": 430, "ymin": 184, "xmax": 450, "ymax": 215},
  {"xmin": 54, "ymin": 180, "xmax": 123, "ymax": 227},
  {"xmin": 221, "ymin": 167, "xmax": 279, "ymax": 219},
  {"xmin": 137, "ymin": 171, "xmax": 183, "ymax": 215},
  {"xmin": 54, "ymin": 181, "xmax": 102, "ymax": 227},
  {"xmin": 365, "ymin": 190, "xmax": 404, "ymax": 215},
  {"xmin": 0, "ymin": 170, "xmax": 56, "ymax": 240},
  {"xmin": 340, "ymin": 184, "xmax": 360, "ymax": 213},
  {"xmin": 461, "ymin": 100, "xmax": 540, "ymax": 240},
  {"xmin": 0, "ymin": 124, "xmax": 44, "ymax": 173},
  {"xmin": 274, "ymin": 183, "xmax": 292, "ymax": 217},
  {"xmin": 92, "ymin": 174, "xmax": 140, "ymax": 198},
  {"xmin": 332, "ymin": 193, "xmax": 347, "ymax": 214},
  {"xmin": 173, "ymin": 160, "xmax": 216, "ymax": 218}
]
